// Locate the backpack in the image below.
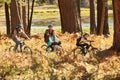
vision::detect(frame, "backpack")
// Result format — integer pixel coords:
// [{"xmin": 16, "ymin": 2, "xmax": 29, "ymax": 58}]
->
[
  {"xmin": 76, "ymin": 37, "xmax": 82, "ymax": 46},
  {"xmin": 44, "ymin": 29, "xmax": 54, "ymax": 43}
]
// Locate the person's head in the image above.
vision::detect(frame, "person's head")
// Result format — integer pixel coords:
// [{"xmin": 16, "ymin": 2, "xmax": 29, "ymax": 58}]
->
[
  {"xmin": 17, "ymin": 23, "xmax": 23, "ymax": 31},
  {"xmin": 48, "ymin": 24, "xmax": 53, "ymax": 30},
  {"xmin": 83, "ymin": 33, "xmax": 89, "ymax": 38}
]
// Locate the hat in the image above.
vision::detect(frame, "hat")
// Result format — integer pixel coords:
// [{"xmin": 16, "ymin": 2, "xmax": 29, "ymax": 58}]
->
[
  {"xmin": 17, "ymin": 24, "xmax": 22, "ymax": 28},
  {"xmin": 48, "ymin": 24, "xmax": 53, "ymax": 27},
  {"xmin": 83, "ymin": 32, "xmax": 89, "ymax": 36}
]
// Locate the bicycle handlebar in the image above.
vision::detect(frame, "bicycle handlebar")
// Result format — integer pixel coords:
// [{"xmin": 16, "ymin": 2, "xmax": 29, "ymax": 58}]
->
[{"xmin": 88, "ymin": 40, "xmax": 94, "ymax": 42}]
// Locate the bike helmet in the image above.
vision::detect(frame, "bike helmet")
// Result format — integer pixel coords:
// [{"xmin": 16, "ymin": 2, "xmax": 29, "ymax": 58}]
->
[
  {"xmin": 17, "ymin": 24, "xmax": 22, "ymax": 28},
  {"xmin": 83, "ymin": 32, "xmax": 89, "ymax": 36},
  {"xmin": 48, "ymin": 24, "xmax": 53, "ymax": 28}
]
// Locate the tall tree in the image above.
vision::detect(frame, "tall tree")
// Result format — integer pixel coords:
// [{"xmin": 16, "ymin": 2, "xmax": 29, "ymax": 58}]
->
[
  {"xmin": 5, "ymin": 2, "xmax": 10, "ymax": 35},
  {"xmin": 112, "ymin": 0, "xmax": 120, "ymax": 52},
  {"xmin": 97, "ymin": 0, "xmax": 109, "ymax": 35},
  {"xmin": 58, "ymin": 0, "xmax": 82, "ymax": 33},
  {"xmin": 27, "ymin": 0, "xmax": 35, "ymax": 35},
  {"xmin": 10, "ymin": 0, "xmax": 21, "ymax": 32},
  {"xmin": 89, "ymin": 0, "xmax": 96, "ymax": 34},
  {"xmin": 22, "ymin": 0, "xmax": 27, "ymax": 31},
  {"xmin": 103, "ymin": 0, "xmax": 109, "ymax": 35},
  {"xmin": 28, "ymin": 0, "xmax": 30, "ymax": 26}
]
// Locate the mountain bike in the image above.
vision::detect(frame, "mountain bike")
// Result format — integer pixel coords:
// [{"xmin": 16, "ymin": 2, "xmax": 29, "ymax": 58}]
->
[
  {"xmin": 9, "ymin": 40, "xmax": 32, "ymax": 55},
  {"xmin": 72, "ymin": 40, "xmax": 99, "ymax": 60},
  {"xmin": 41, "ymin": 42, "xmax": 64, "ymax": 55}
]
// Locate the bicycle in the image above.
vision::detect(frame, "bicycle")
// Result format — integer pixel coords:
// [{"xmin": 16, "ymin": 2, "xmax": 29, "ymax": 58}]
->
[
  {"xmin": 72, "ymin": 40, "xmax": 99, "ymax": 60},
  {"xmin": 41, "ymin": 42, "xmax": 64, "ymax": 55},
  {"xmin": 9, "ymin": 40, "xmax": 32, "ymax": 55}
]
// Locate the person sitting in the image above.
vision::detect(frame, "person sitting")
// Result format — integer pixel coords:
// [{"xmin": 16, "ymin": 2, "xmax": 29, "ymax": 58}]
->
[
  {"xmin": 44, "ymin": 24, "xmax": 61, "ymax": 51},
  {"xmin": 76, "ymin": 33, "xmax": 90, "ymax": 55},
  {"xmin": 12, "ymin": 23, "xmax": 30, "ymax": 52}
]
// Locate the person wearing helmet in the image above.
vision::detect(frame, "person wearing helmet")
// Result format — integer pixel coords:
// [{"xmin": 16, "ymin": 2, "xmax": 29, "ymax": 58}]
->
[
  {"xmin": 44, "ymin": 24, "xmax": 61, "ymax": 51},
  {"xmin": 76, "ymin": 32, "xmax": 90, "ymax": 55},
  {"xmin": 12, "ymin": 23, "xmax": 30, "ymax": 52}
]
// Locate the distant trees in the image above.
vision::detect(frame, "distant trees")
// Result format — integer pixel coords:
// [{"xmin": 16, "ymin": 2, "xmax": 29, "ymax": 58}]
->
[
  {"xmin": 49, "ymin": 0, "xmax": 54, "ymax": 4},
  {"xmin": 3, "ymin": 0, "xmax": 35, "ymax": 36},
  {"xmin": 112, "ymin": 0, "xmax": 120, "ymax": 52},
  {"xmin": 58, "ymin": 0, "xmax": 82, "ymax": 33},
  {"xmin": 81, "ymin": 0, "xmax": 89, "ymax": 7},
  {"xmin": 36, "ymin": 0, "xmax": 55, "ymax": 4}
]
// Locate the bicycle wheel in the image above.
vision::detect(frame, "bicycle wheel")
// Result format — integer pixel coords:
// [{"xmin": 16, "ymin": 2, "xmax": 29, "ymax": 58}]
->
[
  {"xmin": 54, "ymin": 45, "xmax": 64, "ymax": 56},
  {"xmin": 72, "ymin": 47, "xmax": 83, "ymax": 59},
  {"xmin": 41, "ymin": 44, "xmax": 47, "ymax": 50},
  {"xmin": 46, "ymin": 46, "xmax": 52, "ymax": 53},
  {"xmin": 23, "ymin": 46, "xmax": 32, "ymax": 55},
  {"xmin": 9, "ymin": 46, "xmax": 15, "ymax": 52},
  {"xmin": 90, "ymin": 47, "xmax": 99, "ymax": 56}
]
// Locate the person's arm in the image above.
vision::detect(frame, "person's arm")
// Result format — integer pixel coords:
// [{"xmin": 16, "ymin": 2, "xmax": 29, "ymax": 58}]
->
[{"xmin": 21, "ymin": 30, "xmax": 30, "ymax": 39}]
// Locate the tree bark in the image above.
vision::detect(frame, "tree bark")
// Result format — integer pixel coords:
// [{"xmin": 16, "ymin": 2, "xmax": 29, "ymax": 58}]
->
[
  {"xmin": 89, "ymin": 0, "xmax": 96, "ymax": 34},
  {"xmin": 97, "ymin": 0, "xmax": 109, "ymax": 35},
  {"xmin": 27, "ymin": 0, "xmax": 35, "ymax": 35},
  {"xmin": 112, "ymin": 0, "xmax": 120, "ymax": 52},
  {"xmin": 97, "ymin": 0, "xmax": 105, "ymax": 35},
  {"xmin": 58, "ymin": 0, "xmax": 82, "ymax": 33},
  {"xmin": 22, "ymin": 0, "xmax": 27, "ymax": 32},
  {"xmin": 103, "ymin": 0, "xmax": 109, "ymax": 35},
  {"xmin": 5, "ymin": 2, "xmax": 11, "ymax": 35},
  {"xmin": 10, "ymin": 0, "xmax": 21, "ymax": 32},
  {"xmin": 28, "ymin": 0, "xmax": 30, "ymax": 27}
]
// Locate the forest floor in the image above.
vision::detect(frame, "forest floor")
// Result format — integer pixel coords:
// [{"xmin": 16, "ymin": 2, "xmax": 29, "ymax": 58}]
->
[{"xmin": 0, "ymin": 28, "xmax": 120, "ymax": 79}]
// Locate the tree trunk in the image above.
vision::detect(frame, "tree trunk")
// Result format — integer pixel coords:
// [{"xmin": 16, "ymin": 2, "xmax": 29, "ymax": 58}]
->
[
  {"xmin": 97, "ymin": 0, "xmax": 105, "ymax": 35},
  {"xmin": 27, "ymin": 0, "xmax": 35, "ymax": 35},
  {"xmin": 22, "ymin": 0, "xmax": 27, "ymax": 32},
  {"xmin": 103, "ymin": 0, "xmax": 109, "ymax": 35},
  {"xmin": 58, "ymin": 0, "xmax": 82, "ymax": 33},
  {"xmin": 97, "ymin": 0, "xmax": 109, "ymax": 36},
  {"xmin": 28, "ymin": 0, "xmax": 30, "ymax": 27},
  {"xmin": 112, "ymin": 0, "xmax": 120, "ymax": 52},
  {"xmin": 89, "ymin": 0, "xmax": 96, "ymax": 34},
  {"xmin": 5, "ymin": 2, "xmax": 11, "ymax": 35},
  {"xmin": 10, "ymin": 0, "xmax": 21, "ymax": 32}
]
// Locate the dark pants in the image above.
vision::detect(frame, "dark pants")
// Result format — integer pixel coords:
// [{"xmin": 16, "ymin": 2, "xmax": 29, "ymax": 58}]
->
[
  {"xmin": 76, "ymin": 43, "xmax": 89, "ymax": 55},
  {"xmin": 13, "ymin": 38, "xmax": 22, "ymax": 52},
  {"xmin": 49, "ymin": 41, "xmax": 61, "ymax": 51}
]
